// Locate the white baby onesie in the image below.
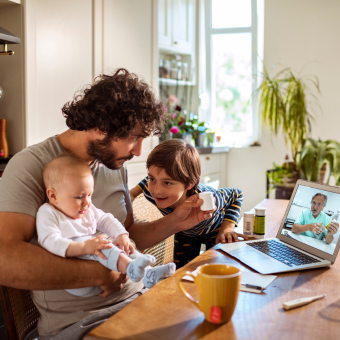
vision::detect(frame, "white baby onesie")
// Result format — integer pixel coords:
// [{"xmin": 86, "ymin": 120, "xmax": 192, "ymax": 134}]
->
[{"xmin": 36, "ymin": 203, "xmax": 128, "ymax": 257}]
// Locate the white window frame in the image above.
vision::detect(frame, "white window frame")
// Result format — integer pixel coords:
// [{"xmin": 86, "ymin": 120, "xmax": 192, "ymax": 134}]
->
[{"xmin": 203, "ymin": 0, "xmax": 264, "ymax": 147}]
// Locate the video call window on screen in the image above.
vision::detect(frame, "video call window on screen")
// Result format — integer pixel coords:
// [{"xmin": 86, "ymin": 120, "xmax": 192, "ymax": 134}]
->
[{"xmin": 281, "ymin": 185, "xmax": 340, "ymax": 255}]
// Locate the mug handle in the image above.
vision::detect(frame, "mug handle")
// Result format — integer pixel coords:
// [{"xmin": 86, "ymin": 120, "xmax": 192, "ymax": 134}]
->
[{"xmin": 177, "ymin": 271, "xmax": 199, "ymax": 308}]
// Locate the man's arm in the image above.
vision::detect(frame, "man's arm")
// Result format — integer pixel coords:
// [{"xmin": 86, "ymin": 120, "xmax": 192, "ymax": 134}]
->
[
  {"xmin": 125, "ymin": 194, "xmax": 212, "ymax": 250},
  {"xmin": 0, "ymin": 212, "xmax": 125, "ymax": 293}
]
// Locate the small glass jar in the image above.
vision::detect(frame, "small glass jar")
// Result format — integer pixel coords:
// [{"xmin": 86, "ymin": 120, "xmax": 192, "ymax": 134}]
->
[
  {"xmin": 164, "ymin": 60, "xmax": 170, "ymax": 79},
  {"xmin": 170, "ymin": 60, "xmax": 178, "ymax": 79},
  {"xmin": 181, "ymin": 62, "xmax": 188, "ymax": 80}
]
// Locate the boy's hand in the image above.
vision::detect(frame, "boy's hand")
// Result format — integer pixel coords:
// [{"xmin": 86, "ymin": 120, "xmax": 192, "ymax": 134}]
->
[
  {"xmin": 114, "ymin": 234, "xmax": 135, "ymax": 255},
  {"xmin": 84, "ymin": 235, "xmax": 113, "ymax": 260},
  {"xmin": 215, "ymin": 221, "xmax": 248, "ymax": 244}
]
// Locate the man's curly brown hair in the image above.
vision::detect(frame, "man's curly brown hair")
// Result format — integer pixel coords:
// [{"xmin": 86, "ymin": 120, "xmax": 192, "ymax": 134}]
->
[{"xmin": 62, "ymin": 68, "xmax": 166, "ymax": 139}]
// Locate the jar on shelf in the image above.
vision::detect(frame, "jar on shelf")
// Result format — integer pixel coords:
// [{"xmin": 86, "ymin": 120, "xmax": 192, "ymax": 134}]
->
[
  {"xmin": 170, "ymin": 60, "xmax": 178, "ymax": 79},
  {"xmin": 159, "ymin": 59, "xmax": 164, "ymax": 78},
  {"xmin": 164, "ymin": 60, "xmax": 170, "ymax": 79},
  {"xmin": 181, "ymin": 62, "xmax": 188, "ymax": 80}
]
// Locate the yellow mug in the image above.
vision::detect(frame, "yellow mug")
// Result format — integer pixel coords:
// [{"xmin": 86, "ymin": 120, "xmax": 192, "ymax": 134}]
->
[{"xmin": 178, "ymin": 264, "xmax": 241, "ymax": 324}]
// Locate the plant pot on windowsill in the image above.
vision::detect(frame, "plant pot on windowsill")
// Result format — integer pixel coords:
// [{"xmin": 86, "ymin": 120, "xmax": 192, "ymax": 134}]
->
[
  {"xmin": 206, "ymin": 132, "xmax": 215, "ymax": 146},
  {"xmin": 194, "ymin": 132, "xmax": 206, "ymax": 147},
  {"xmin": 159, "ymin": 131, "xmax": 171, "ymax": 142}
]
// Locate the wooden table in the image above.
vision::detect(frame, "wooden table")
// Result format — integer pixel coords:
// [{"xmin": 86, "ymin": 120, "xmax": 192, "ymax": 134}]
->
[{"xmin": 85, "ymin": 199, "xmax": 340, "ymax": 340}]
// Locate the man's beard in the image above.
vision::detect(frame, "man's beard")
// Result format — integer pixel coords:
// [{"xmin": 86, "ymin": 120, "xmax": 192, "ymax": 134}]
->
[{"xmin": 86, "ymin": 137, "xmax": 133, "ymax": 170}]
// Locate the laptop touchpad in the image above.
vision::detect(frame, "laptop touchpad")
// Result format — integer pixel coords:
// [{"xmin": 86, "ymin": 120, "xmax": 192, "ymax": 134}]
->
[{"xmin": 232, "ymin": 248, "xmax": 271, "ymax": 263}]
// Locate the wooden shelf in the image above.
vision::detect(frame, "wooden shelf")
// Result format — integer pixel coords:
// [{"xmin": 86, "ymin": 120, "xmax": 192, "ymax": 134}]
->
[{"xmin": 159, "ymin": 78, "xmax": 194, "ymax": 86}]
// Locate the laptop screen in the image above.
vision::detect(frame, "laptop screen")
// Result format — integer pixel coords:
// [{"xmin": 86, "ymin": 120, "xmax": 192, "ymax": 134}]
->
[{"xmin": 281, "ymin": 184, "xmax": 340, "ymax": 255}]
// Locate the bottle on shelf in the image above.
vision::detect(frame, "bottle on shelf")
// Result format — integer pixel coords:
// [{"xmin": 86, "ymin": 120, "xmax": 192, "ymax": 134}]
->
[{"xmin": 0, "ymin": 119, "xmax": 9, "ymax": 158}]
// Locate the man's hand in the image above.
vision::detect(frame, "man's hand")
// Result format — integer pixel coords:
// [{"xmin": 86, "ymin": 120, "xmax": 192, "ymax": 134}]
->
[
  {"xmin": 84, "ymin": 235, "xmax": 113, "ymax": 260},
  {"xmin": 171, "ymin": 194, "xmax": 213, "ymax": 232},
  {"xmin": 327, "ymin": 221, "xmax": 339, "ymax": 236},
  {"xmin": 309, "ymin": 223, "xmax": 325, "ymax": 235},
  {"xmin": 114, "ymin": 234, "xmax": 135, "ymax": 255},
  {"xmin": 98, "ymin": 271, "xmax": 128, "ymax": 298},
  {"xmin": 215, "ymin": 221, "xmax": 248, "ymax": 244}
]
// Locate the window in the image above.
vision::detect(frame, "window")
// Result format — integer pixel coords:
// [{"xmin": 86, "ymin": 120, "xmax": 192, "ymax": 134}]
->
[{"xmin": 203, "ymin": 0, "xmax": 264, "ymax": 146}]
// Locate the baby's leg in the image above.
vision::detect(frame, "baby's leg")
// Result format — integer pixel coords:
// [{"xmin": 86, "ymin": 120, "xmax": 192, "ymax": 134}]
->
[{"xmin": 143, "ymin": 263, "xmax": 176, "ymax": 288}]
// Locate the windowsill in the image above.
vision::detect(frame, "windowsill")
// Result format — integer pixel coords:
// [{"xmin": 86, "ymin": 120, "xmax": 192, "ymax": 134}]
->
[{"xmin": 196, "ymin": 145, "xmax": 230, "ymax": 155}]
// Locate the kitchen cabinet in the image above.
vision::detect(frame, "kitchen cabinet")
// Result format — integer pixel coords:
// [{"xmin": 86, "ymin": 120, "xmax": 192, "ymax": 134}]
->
[
  {"xmin": 158, "ymin": 0, "xmax": 196, "ymax": 54},
  {"xmin": 199, "ymin": 153, "xmax": 228, "ymax": 190}
]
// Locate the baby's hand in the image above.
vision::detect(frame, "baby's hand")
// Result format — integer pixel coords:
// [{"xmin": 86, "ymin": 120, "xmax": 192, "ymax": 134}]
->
[
  {"xmin": 114, "ymin": 234, "xmax": 135, "ymax": 255},
  {"xmin": 84, "ymin": 235, "xmax": 113, "ymax": 260}
]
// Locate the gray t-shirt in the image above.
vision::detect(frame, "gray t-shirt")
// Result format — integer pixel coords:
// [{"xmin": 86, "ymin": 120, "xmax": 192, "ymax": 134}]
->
[{"xmin": 0, "ymin": 136, "xmax": 143, "ymax": 336}]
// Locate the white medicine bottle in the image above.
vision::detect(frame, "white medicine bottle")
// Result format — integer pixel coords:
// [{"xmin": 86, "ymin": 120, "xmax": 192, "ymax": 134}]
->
[{"xmin": 243, "ymin": 212, "xmax": 255, "ymax": 237}]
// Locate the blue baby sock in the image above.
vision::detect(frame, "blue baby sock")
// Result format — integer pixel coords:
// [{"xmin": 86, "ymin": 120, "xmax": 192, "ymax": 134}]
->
[
  {"xmin": 143, "ymin": 263, "xmax": 176, "ymax": 288},
  {"xmin": 127, "ymin": 254, "xmax": 156, "ymax": 282}
]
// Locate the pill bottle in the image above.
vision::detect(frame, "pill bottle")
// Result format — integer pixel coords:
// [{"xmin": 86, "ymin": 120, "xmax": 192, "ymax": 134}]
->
[
  {"xmin": 199, "ymin": 192, "xmax": 214, "ymax": 211},
  {"xmin": 254, "ymin": 207, "xmax": 266, "ymax": 239},
  {"xmin": 243, "ymin": 212, "xmax": 255, "ymax": 237}
]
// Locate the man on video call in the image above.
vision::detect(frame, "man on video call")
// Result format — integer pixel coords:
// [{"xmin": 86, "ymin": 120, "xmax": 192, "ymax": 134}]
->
[{"xmin": 292, "ymin": 193, "xmax": 339, "ymax": 244}]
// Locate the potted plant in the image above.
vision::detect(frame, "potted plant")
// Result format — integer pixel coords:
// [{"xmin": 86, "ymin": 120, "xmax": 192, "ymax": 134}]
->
[
  {"xmin": 295, "ymin": 138, "xmax": 340, "ymax": 185},
  {"xmin": 253, "ymin": 66, "xmax": 321, "ymax": 159},
  {"xmin": 189, "ymin": 116, "xmax": 208, "ymax": 147},
  {"xmin": 206, "ymin": 129, "xmax": 216, "ymax": 146}
]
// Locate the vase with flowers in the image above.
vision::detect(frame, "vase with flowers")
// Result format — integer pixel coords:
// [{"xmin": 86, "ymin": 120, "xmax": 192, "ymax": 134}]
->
[{"xmin": 160, "ymin": 95, "xmax": 193, "ymax": 144}]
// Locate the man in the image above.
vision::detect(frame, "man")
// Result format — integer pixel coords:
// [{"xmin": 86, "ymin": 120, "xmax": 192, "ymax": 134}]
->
[
  {"xmin": 0, "ymin": 69, "xmax": 218, "ymax": 339},
  {"xmin": 292, "ymin": 193, "xmax": 339, "ymax": 244}
]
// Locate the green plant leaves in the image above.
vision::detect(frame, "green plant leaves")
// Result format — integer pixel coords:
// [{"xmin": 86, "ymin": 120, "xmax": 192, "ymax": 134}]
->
[
  {"xmin": 297, "ymin": 138, "xmax": 340, "ymax": 184},
  {"xmin": 253, "ymin": 67, "xmax": 320, "ymax": 158}
]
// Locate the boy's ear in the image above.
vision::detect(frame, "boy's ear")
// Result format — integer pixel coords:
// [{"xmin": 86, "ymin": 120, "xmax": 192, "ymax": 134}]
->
[
  {"xmin": 186, "ymin": 184, "xmax": 194, "ymax": 190},
  {"xmin": 46, "ymin": 187, "xmax": 58, "ymax": 204}
]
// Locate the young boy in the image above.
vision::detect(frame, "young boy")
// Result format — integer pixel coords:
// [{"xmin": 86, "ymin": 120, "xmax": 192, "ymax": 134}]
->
[
  {"xmin": 37, "ymin": 154, "xmax": 176, "ymax": 297},
  {"xmin": 129, "ymin": 139, "xmax": 246, "ymax": 269}
]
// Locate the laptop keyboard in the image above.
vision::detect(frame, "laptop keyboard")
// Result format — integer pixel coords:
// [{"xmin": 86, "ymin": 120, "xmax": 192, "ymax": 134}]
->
[{"xmin": 247, "ymin": 240, "xmax": 321, "ymax": 267}]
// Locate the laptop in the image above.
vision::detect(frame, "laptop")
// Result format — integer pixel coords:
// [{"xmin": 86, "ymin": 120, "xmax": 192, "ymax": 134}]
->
[{"xmin": 217, "ymin": 179, "xmax": 340, "ymax": 274}]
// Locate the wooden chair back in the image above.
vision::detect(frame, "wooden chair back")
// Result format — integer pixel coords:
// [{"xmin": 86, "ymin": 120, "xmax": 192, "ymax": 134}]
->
[
  {"xmin": 0, "ymin": 286, "xmax": 39, "ymax": 340},
  {"xmin": 132, "ymin": 194, "xmax": 174, "ymax": 265}
]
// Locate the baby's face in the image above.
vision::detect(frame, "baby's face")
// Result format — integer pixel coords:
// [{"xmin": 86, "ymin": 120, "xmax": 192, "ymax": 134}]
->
[
  {"xmin": 147, "ymin": 166, "xmax": 189, "ymax": 209},
  {"xmin": 54, "ymin": 175, "xmax": 94, "ymax": 219}
]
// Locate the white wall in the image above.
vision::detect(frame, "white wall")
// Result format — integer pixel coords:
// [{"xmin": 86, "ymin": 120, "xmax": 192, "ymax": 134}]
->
[
  {"xmin": 24, "ymin": 0, "xmax": 157, "ymax": 151},
  {"xmin": 227, "ymin": 0, "xmax": 340, "ymax": 215}
]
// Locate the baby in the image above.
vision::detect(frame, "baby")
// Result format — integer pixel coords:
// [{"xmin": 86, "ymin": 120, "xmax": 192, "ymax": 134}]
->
[
  {"xmin": 37, "ymin": 154, "xmax": 175, "ymax": 297},
  {"xmin": 130, "ymin": 139, "xmax": 245, "ymax": 269}
]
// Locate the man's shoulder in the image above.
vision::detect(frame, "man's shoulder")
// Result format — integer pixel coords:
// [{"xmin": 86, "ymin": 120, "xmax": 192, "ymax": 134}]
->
[{"xmin": 10, "ymin": 136, "xmax": 64, "ymax": 168}]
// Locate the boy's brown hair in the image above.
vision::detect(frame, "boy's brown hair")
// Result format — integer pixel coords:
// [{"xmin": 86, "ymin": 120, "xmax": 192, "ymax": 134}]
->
[{"xmin": 146, "ymin": 139, "xmax": 201, "ymax": 196}]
